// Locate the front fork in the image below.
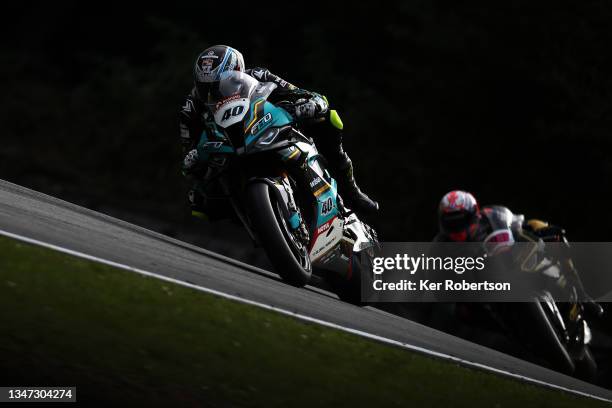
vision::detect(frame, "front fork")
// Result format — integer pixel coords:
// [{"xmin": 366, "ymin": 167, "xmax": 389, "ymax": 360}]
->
[{"xmin": 279, "ymin": 174, "xmax": 310, "ymax": 244}]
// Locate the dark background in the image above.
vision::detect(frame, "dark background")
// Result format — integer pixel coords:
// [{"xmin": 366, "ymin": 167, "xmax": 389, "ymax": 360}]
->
[{"xmin": 2, "ymin": 1, "xmax": 612, "ymax": 244}]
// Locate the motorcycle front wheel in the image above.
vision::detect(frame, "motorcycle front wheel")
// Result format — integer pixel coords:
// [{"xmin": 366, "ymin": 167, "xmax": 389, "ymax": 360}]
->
[
  {"xmin": 247, "ymin": 182, "xmax": 312, "ymax": 287},
  {"xmin": 574, "ymin": 346, "xmax": 598, "ymax": 382},
  {"xmin": 515, "ymin": 300, "xmax": 576, "ymax": 375}
]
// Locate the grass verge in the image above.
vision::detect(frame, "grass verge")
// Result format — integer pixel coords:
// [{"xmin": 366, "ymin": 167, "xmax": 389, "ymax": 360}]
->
[{"xmin": 0, "ymin": 235, "xmax": 608, "ymax": 407}]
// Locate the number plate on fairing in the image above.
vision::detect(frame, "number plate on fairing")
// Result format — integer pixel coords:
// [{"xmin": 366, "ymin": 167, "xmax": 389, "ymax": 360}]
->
[{"xmin": 214, "ymin": 98, "xmax": 249, "ymax": 128}]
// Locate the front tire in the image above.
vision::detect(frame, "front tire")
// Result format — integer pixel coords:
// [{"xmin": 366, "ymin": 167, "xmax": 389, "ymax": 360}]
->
[
  {"xmin": 574, "ymin": 346, "xmax": 598, "ymax": 382},
  {"xmin": 514, "ymin": 301, "xmax": 575, "ymax": 375},
  {"xmin": 247, "ymin": 182, "xmax": 312, "ymax": 287}
]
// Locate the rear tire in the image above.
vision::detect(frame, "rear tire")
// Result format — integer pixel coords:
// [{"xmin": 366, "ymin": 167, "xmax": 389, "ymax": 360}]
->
[
  {"xmin": 247, "ymin": 182, "xmax": 312, "ymax": 287},
  {"xmin": 328, "ymin": 253, "xmax": 374, "ymax": 305}
]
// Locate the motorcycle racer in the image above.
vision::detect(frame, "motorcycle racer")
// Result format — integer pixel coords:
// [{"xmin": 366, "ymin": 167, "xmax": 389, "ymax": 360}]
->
[
  {"xmin": 435, "ymin": 190, "xmax": 603, "ymax": 317},
  {"xmin": 179, "ymin": 45, "xmax": 378, "ymax": 218}
]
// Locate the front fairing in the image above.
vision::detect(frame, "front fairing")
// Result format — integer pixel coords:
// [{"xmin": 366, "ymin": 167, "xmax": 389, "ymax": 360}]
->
[
  {"xmin": 207, "ymin": 71, "xmax": 258, "ymax": 129},
  {"xmin": 243, "ymin": 103, "xmax": 294, "ymax": 151},
  {"xmin": 206, "ymin": 71, "xmax": 295, "ymax": 151}
]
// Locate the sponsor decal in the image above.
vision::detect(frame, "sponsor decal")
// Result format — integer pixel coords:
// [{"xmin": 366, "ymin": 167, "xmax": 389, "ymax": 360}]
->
[
  {"xmin": 215, "ymin": 93, "xmax": 242, "ymax": 111},
  {"xmin": 317, "ymin": 222, "xmax": 331, "ymax": 235},
  {"xmin": 181, "ymin": 99, "xmax": 194, "ymax": 113},
  {"xmin": 195, "ymin": 61, "xmax": 214, "ymax": 81},
  {"xmin": 198, "ymin": 57, "xmax": 215, "ymax": 75},
  {"xmin": 310, "ymin": 177, "xmax": 322, "ymax": 188},
  {"xmin": 251, "ymin": 112, "xmax": 272, "ymax": 135},
  {"xmin": 274, "ymin": 77, "xmax": 289, "ymax": 87},
  {"xmin": 310, "ymin": 216, "xmax": 340, "ymax": 259},
  {"xmin": 252, "ymin": 69, "xmax": 265, "ymax": 79}
]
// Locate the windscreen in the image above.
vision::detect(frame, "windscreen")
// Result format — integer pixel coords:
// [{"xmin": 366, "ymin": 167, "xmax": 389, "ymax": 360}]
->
[{"xmin": 207, "ymin": 71, "xmax": 259, "ymax": 128}]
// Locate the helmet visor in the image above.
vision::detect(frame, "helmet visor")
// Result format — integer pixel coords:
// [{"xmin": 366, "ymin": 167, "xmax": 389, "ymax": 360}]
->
[
  {"xmin": 440, "ymin": 211, "xmax": 473, "ymax": 233},
  {"xmin": 195, "ymin": 81, "xmax": 216, "ymax": 101}
]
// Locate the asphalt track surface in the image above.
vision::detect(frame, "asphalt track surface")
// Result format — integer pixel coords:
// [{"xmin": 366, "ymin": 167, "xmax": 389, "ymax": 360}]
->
[{"xmin": 1, "ymin": 179, "xmax": 611, "ymax": 402}]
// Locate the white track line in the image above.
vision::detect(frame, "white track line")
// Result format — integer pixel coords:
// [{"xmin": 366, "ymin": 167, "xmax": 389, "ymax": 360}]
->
[{"xmin": 0, "ymin": 228, "xmax": 609, "ymax": 403}]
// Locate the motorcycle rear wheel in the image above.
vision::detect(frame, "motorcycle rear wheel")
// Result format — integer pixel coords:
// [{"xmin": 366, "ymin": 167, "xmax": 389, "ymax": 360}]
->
[{"xmin": 327, "ymin": 254, "xmax": 364, "ymax": 305}]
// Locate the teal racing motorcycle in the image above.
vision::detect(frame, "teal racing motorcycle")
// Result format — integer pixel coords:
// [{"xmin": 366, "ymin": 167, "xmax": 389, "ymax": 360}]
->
[{"xmin": 197, "ymin": 71, "xmax": 378, "ymax": 302}]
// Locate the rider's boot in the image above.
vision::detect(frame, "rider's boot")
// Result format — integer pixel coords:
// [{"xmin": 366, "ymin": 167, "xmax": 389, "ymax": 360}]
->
[
  {"xmin": 188, "ymin": 188, "xmax": 209, "ymax": 220},
  {"xmin": 335, "ymin": 155, "xmax": 379, "ymax": 214}
]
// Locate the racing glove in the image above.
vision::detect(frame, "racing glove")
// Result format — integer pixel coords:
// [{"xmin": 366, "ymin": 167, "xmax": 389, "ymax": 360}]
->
[
  {"xmin": 182, "ymin": 149, "xmax": 201, "ymax": 176},
  {"xmin": 291, "ymin": 93, "xmax": 329, "ymax": 121}
]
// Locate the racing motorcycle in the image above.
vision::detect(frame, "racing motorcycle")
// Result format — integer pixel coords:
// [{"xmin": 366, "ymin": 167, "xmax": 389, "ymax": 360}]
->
[{"xmin": 196, "ymin": 71, "xmax": 378, "ymax": 302}]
